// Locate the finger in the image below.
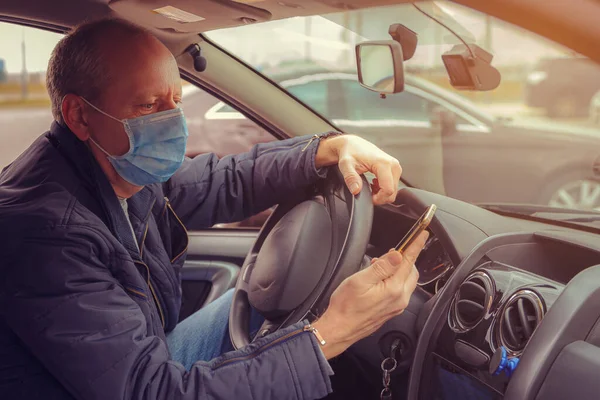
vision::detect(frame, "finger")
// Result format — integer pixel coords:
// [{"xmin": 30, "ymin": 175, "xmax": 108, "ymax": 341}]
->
[
  {"xmin": 370, "ymin": 257, "xmax": 378, "ymax": 265},
  {"xmin": 390, "ymin": 159, "xmax": 402, "ymax": 201},
  {"xmin": 396, "ymin": 265, "xmax": 420, "ymax": 313},
  {"xmin": 338, "ymin": 157, "xmax": 362, "ymax": 195},
  {"xmin": 354, "ymin": 251, "xmax": 403, "ymax": 285},
  {"xmin": 389, "ymin": 231, "xmax": 429, "ymax": 286},
  {"xmin": 372, "ymin": 162, "xmax": 396, "ymax": 205},
  {"xmin": 370, "ymin": 178, "xmax": 381, "ymax": 195},
  {"xmin": 403, "ymin": 265, "xmax": 419, "ymax": 298},
  {"xmin": 384, "ymin": 266, "xmax": 419, "ymax": 317}
]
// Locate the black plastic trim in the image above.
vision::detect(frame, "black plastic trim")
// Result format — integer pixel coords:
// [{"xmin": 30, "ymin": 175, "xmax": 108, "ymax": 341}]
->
[
  {"xmin": 407, "ymin": 231, "xmax": 538, "ymax": 399},
  {"xmin": 181, "ymin": 260, "xmax": 239, "ymax": 306},
  {"xmin": 535, "ymin": 341, "xmax": 600, "ymax": 400},
  {"xmin": 187, "ymin": 230, "xmax": 258, "ymax": 259},
  {"xmin": 504, "ymin": 264, "xmax": 600, "ymax": 399}
]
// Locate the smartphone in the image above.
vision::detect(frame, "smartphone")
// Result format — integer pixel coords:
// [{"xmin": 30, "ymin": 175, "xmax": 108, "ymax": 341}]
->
[{"xmin": 394, "ymin": 204, "xmax": 437, "ymax": 253}]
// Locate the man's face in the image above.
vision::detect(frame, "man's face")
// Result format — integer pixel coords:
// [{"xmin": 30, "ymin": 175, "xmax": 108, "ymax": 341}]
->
[{"xmin": 86, "ymin": 34, "xmax": 182, "ymax": 157}]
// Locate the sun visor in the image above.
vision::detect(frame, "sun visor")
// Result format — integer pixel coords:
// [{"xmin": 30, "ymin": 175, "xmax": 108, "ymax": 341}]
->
[{"xmin": 109, "ymin": 0, "xmax": 272, "ymax": 33}]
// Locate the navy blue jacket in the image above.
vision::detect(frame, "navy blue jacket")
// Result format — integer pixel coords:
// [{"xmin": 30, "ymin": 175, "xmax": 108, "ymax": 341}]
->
[{"xmin": 0, "ymin": 122, "xmax": 333, "ymax": 400}]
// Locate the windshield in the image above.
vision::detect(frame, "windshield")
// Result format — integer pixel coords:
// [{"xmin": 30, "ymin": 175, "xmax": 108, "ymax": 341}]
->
[{"xmin": 206, "ymin": 1, "xmax": 600, "ymax": 219}]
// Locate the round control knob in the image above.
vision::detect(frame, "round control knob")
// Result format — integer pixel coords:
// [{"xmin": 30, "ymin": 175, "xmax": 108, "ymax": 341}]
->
[{"xmin": 489, "ymin": 346, "xmax": 520, "ymax": 377}]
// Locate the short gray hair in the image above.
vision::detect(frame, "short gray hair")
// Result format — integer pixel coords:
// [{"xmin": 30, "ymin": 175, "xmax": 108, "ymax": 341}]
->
[{"xmin": 46, "ymin": 18, "xmax": 151, "ymax": 124}]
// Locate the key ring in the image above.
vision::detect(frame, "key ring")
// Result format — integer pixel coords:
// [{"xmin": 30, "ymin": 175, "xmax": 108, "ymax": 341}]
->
[
  {"xmin": 381, "ymin": 387, "xmax": 392, "ymax": 399},
  {"xmin": 380, "ymin": 341, "xmax": 401, "ymax": 399},
  {"xmin": 381, "ymin": 357, "xmax": 398, "ymax": 373},
  {"xmin": 383, "ymin": 369, "xmax": 391, "ymax": 388}
]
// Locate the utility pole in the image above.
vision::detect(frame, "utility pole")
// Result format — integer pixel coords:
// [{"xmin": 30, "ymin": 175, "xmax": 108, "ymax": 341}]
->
[
  {"xmin": 304, "ymin": 17, "xmax": 312, "ymax": 61},
  {"xmin": 342, "ymin": 11, "xmax": 354, "ymax": 68},
  {"xmin": 21, "ymin": 27, "xmax": 28, "ymax": 100}
]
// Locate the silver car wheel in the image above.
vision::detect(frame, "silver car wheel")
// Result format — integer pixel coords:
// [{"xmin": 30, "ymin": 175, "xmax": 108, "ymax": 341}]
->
[{"xmin": 548, "ymin": 179, "xmax": 600, "ymax": 211}]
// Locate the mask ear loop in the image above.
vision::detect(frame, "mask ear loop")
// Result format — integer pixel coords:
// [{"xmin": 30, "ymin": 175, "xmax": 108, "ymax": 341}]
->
[
  {"xmin": 88, "ymin": 137, "xmax": 114, "ymax": 158},
  {"xmin": 79, "ymin": 96, "xmax": 134, "ymax": 157},
  {"xmin": 79, "ymin": 97, "xmax": 122, "ymax": 123},
  {"xmin": 60, "ymin": 95, "xmax": 68, "ymax": 126}
]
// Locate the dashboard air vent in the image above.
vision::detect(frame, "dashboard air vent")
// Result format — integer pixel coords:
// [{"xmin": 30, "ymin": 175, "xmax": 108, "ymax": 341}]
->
[
  {"xmin": 450, "ymin": 271, "xmax": 494, "ymax": 333},
  {"xmin": 498, "ymin": 290, "xmax": 545, "ymax": 354}
]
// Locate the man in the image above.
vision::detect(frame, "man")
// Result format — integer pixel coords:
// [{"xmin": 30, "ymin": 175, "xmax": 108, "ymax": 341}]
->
[{"xmin": 0, "ymin": 19, "xmax": 427, "ymax": 400}]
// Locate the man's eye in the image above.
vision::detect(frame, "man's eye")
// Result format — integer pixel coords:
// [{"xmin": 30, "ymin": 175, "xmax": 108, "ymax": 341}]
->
[{"xmin": 141, "ymin": 103, "xmax": 155, "ymax": 110}]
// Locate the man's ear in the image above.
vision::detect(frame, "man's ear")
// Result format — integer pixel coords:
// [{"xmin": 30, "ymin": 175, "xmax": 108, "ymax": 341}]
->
[{"xmin": 61, "ymin": 94, "xmax": 91, "ymax": 141}]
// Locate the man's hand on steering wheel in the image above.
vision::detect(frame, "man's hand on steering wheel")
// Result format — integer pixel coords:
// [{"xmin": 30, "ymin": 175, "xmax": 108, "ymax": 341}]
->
[
  {"xmin": 313, "ymin": 231, "xmax": 428, "ymax": 359},
  {"xmin": 230, "ymin": 133, "xmax": 426, "ymax": 354},
  {"xmin": 316, "ymin": 134, "xmax": 403, "ymax": 205}
]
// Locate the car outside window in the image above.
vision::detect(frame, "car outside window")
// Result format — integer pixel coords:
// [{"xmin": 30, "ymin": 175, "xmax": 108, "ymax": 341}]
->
[
  {"xmin": 216, "ymin": 103, "xmax": 237, "ymax": 113},
  {"xmin": 214, "ymin": 79, "xmax": 330, "ymax": 117},
  {"xmin": 342, "ymin": 80, "xmax": 430, "ymax": 121},
  {"xmin": 286, "ymin": 80, "xmax": 329, "ymax": 116}
]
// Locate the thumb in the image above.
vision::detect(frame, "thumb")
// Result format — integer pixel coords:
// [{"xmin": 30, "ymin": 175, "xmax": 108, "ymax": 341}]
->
[
  {"xmin": 338, "ymin": 157, "xmax": 362, "ymax": 195},
  {"xmin": 355, "ymin": 251, "xmax": 403, "ymax": 285}
]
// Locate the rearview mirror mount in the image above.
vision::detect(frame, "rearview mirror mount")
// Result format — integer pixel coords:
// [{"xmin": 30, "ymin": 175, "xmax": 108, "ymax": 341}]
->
[
  {"xmin": 355, "ymin": 40, "xmax": 404, "ymax": 95},
  {"xmin": 388, "ymin": 24, "xmax": 418, "ymax": 61}
]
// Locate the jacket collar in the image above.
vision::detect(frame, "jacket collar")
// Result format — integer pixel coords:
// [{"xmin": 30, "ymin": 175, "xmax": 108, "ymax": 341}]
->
[{"xmin": 48, "ymin": 121, "xmax": 156, "ymax": 259}]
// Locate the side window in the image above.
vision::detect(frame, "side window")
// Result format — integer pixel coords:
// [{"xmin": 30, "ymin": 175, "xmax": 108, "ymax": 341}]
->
[
  {"xmin": 0, "ymin": 23, "xmax": 60, "ymax": 169},
  {"xmin": 285, "ymin": 80, "xmax": 329, "ymax": 116},
  {"xmin": 180, "ymin": 84, "xmax": 277, "ymax": 229},
  {"xmin": 215, "ymin": 103, "xmax": 237, "ymax": 114},
  {"xmin": 0, "ymin": 22, "xmax": 274, "ymax": 229}
]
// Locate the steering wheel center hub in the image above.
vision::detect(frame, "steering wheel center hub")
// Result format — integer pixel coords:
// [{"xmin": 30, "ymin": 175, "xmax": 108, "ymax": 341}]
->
[{"xmin": 248, "ymin": 199, "xmax": 332, "ymax": 319}]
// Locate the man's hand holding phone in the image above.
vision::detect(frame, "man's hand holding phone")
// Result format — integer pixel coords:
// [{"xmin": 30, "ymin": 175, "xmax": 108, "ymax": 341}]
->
[{"xmin": 312, "ymin": 230, "xmax": 429, "ymax": 360}]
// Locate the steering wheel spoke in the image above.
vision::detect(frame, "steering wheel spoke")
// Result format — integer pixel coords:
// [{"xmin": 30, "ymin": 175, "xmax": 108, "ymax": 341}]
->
[{"xmin": 251, "ymin": 319, "xmax": 283, "ymax": 342}]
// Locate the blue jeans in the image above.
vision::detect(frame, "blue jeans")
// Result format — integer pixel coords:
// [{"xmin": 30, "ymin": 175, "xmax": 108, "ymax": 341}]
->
[{"xmin": 166, "ymin": 289, "xmax": 264, "ymax": 370}]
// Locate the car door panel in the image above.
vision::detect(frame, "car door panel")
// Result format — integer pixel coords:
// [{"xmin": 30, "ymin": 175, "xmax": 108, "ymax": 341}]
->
[
  {"xmin": 186, "ymin": 230, "xmax": 258, "ymax": 259},
  {"xmin": 179, "ymin": 229, "xmax": 259, "ymax": 318},
  {"xmin": 441, "ymin": 126, "xmax": 593, "ymax": 204},
  {"xmin": 179, "ymin": 259, "xmax": 240, "ymax": 321}
]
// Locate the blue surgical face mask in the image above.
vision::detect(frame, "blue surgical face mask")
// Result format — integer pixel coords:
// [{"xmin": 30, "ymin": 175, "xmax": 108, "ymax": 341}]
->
[{"xmin": 81, "ymin": 98, "xmax": 189, "ymax": 187}]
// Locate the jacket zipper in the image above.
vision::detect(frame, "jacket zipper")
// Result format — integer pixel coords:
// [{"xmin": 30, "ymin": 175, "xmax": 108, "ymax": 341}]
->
[
  {"xmin": 133, "ymin": 197, "xmax": 170, "ymax": 330},
  {"xmin": 212, "ymin": 327, "xmax": 307, "ymax": 370},
  {"xmin": 301, "ymin": 134, "xmax": 320, "ymax": 152},
  {"xmin": 134, "ymin": 259, "xmax": 166, "ymax": 329},
  {"xmin": 164, "ymin": 197, "xmax": 189, "ymax": 263}
]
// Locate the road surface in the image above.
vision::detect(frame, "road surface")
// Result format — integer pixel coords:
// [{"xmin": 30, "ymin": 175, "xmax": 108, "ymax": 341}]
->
[{"xmin": 0, "ymin": 108, "xmax": 53, "ymax": 168}]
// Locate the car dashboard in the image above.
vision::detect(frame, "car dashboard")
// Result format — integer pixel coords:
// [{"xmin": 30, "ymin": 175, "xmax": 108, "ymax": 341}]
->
[{"xmin": 356, "ymin": 188, "xmax": 600, "ymax": 400}]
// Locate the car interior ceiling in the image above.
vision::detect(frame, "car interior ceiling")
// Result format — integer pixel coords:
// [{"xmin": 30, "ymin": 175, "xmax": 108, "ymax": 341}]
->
[
  {"xmin": 4, "ymin": 0, "xmax": 600, "ymax": 400},
  {"xmin": 2, "ymin": 0, "xmax": 600, "ymax": 60}
]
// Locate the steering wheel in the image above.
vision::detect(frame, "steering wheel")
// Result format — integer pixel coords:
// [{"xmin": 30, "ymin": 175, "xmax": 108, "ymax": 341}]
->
[{"xmin": 229, "ymin": 169, "xmax": 373, "ymax": 349}]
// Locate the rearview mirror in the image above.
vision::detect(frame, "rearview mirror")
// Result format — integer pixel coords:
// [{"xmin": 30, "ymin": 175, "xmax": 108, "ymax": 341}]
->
[{"xmin": 355, "ymin": 40, "xmax": 404, "ymax": 94}]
